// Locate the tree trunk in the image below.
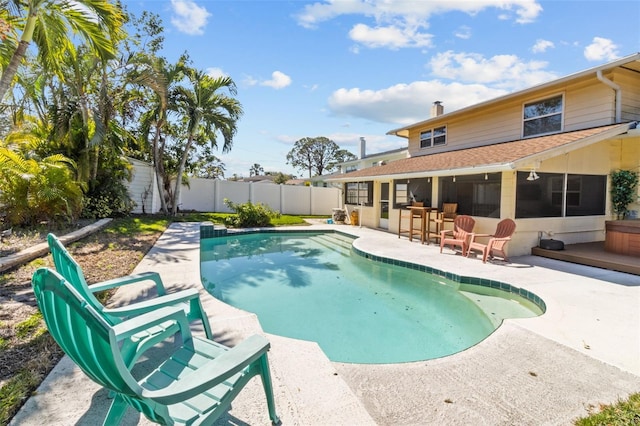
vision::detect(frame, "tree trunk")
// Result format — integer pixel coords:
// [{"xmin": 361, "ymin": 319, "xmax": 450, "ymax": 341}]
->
[
  {"xmin": 0, "ymin": 40, "xmax": 30, "ymax": 102},
  {"xmin": 0, "ymin": 6, "xmax": 38, "ymax": 101},
  {"xmin": 171, "ymin": 136, "xmax": 194, "ymax": 216},
  {"xmin": 152, "ymin": 122, "xmax": 168, "ymax": 214}
]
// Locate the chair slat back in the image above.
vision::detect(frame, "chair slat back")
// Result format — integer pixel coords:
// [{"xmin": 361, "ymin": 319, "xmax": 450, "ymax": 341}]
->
[
  {"xmin": 494, "ymin": 218, "xmax": 516, "ymax": 239},
  {"xmin": 47, "ymin": 234, "xmax": 115, "ymax": 324},
  {"xmin": 32, "ymin": 268, "xmax": 137, "ymax": 395},
  {"xmin": 453, "ymin": 215, "xmax": 475, "ymax": 239},
  {"xmin": 442, "ymin": 203, "xmax": 458, "ymax": 219}
]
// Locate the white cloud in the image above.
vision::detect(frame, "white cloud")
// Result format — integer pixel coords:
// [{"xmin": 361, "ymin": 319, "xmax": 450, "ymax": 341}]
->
[
  {"xmin": 260, "ymin": 71, "xmax": 292, "ymax": 89},
  {"xmin": 326, "ymin": 50, "xmax": 562, "ymax": 125},
  {"xmin": 328, "ymin": 80, "xmax": 507, "ymax": 126},
  {"xmin": 584, "ymin": 37, "xmax": 620, "ymax": 62},
  {"xmin": 295, "ymin": 0, "xmax": 542, "ymax": 49},
  {"xmin": 206, "ymin": 67, "xmax": 227, "ymax": 79},
  {"xmin": 170, "ymin": 0, "xmax": 210, "ymax": 35},
  {"xmin": 242, "ymin": 75, "xmax": 259, "ymax": 87},
  {"xmin": 532, "ymin": 39, "xmax": 554, "ymax": 53},
  {"xmin": 428, "ymin": 51, "xmax": 556, "ymax": 90},
  {"xmin": 454, "ymin": 26, "xmax": 472, "ymax": 40},
  {"xmin": 349, "ymin": 23, "xmax": 432, "ymax": 49}
]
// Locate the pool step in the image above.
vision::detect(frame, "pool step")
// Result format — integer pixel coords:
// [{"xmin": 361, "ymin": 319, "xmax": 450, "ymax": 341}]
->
[{"xmin": 309, "ymin": 233, "xmax": 353, "ymax": 256}]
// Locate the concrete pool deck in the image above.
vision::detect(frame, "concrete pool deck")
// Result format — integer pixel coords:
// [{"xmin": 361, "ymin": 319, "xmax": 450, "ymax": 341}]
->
[{"xmin": 11, "ymin": 222, "xmax": 640, "ymax": 425}]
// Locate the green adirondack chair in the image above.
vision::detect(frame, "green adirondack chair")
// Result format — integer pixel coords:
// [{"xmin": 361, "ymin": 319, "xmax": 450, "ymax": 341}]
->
[
  {"xmin": 32, "ymin": 268, "xmax": 280, "ymax": 426},
  {"xmin": 47, "ymin": 233, "xmax": 213, "ymax": 368}
]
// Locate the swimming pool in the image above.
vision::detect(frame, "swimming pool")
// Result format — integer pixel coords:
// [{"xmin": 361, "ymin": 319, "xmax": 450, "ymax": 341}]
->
[{"xmin": 200, "ymin": 231, "xmax": 544, "ymax": 364}]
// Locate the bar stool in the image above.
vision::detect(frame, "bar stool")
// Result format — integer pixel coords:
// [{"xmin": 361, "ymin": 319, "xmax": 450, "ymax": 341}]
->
[{"xmin": 398, "ymin": 202, "xmax": 424, "ymax": 242}]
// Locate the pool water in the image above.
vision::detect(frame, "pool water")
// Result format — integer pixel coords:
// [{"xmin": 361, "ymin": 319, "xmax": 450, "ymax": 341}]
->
[{"xmin": 200, "ymin": 232, "xmax": 543, "ymax": 364}]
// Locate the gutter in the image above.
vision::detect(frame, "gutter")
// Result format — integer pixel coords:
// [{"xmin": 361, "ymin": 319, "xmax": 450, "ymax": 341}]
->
[{"xmin": 596, "ymin": 70, "xmax": 621, "ymax": 123}]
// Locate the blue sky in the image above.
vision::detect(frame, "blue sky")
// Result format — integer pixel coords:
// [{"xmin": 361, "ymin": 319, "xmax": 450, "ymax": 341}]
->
[{"xmin": 124, "ymin": 0, "xmax": 640, "ymax": 179}]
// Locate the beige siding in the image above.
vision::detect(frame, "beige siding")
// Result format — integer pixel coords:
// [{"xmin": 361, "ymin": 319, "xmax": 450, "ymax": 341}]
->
[
  {"xmin": 564, "ymin": 82, "xmax": 614, "ymax": 130},
  {"xmin": 406, "ymin": 71, "xmax": 638, "ymax": 155},
  {"xmin": 614, "ymin": 68, "xmax": 640, "ymax": 122}
]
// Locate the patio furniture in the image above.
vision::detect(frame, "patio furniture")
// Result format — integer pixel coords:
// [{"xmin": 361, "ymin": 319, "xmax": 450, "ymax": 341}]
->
[
  {"xmin": 441, "ymin": 203, "xmax": 458, "ymax": 219},
  {"xmin": 31, "ymin": 267, "xmax": 280, "ymax": 426},
  {"xmin": 398, "ymin": 201, "xmax": 426, "ymax": 242},
  {"xmin": 467, "ymin": 218, "xmax": 517, "ymax": 263},
  {"xmin": 439, "ymin": 215, "xmax": 476, "ymax": 255},
  {"xmin": 428, "ymin": 203, "xmax": 458, "ymax": 243},
  {"xmin": 47, "ymin": 233, "xmax": 213, "ymax": 368}
]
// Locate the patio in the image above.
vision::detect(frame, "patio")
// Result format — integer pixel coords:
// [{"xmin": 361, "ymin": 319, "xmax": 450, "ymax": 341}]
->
[{"xmin": 11, "ymin": 222, "xmax": 640, "ymax": 425}]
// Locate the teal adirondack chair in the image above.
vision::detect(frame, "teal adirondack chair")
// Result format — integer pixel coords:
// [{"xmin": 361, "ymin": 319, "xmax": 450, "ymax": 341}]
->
[
  {"xmin": 32, "ymin": 268, "xmax": 280, "ymax": 426},
  {"xmin": 47, "ymin": 233, "xmax": 213, "ymax": 368}
]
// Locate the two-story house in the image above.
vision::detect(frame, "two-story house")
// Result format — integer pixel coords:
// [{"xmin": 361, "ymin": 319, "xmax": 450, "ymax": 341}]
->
[{"xmin": 327, "ymin": 53, "xmax": 640, "ymax": 256}]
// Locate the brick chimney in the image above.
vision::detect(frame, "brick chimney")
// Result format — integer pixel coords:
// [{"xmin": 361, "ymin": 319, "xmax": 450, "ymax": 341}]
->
[{"xmin": 431, "ymin": 101, "xmax": 444, "ymax": 117}]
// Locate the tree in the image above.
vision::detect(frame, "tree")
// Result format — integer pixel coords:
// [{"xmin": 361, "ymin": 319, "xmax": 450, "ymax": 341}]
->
[
  {"xmin": 329, "ymin": 148, "xmax": 358, "ymax": 171},
  {"xmin": 249, "ymin": 163, "xmax": 263, "ymax": 177},
  {"xmin": 286, "ymin": 136, "xmax": 348, "ymax": 178},
  {"xmin": 0, "ymin": 0, "xmax": 126, "ymax": 102},
  {"xmin": 172, "ymin": 68, "xmax": 242, "ymax": 215},
  {"xmin": 135, "ymin": 54, "xmax": 186, "ymax": 214}
]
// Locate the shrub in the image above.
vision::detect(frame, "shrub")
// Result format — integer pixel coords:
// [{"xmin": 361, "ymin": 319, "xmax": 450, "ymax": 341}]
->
[
  {"xmin": 223, "ymin": 199, "xmax": 280, "ymax": 228},
  {"xmin": 0, "ymin": 149, "xmax": 84, "ymax": 226}
]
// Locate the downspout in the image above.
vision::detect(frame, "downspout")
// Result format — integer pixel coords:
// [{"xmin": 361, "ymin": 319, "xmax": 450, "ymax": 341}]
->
[{"xmin": 596, "ymin": 70, "xmax": 621, "ymax": 123}]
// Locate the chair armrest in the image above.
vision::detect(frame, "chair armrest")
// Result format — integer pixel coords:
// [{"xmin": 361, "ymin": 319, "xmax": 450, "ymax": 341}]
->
[
  {"xmin": 112, "ymin": 306, "xmax": 191, "ymax": 342},
  {"xmin": 143, "ymin": 334, "xmax": 271, "ymax": 403},
  {"xmin": 89, "ymin": 271, "xmax": 166, "ymax": 296},
  {"xmin": 103, "ymin": 288, "xmax": 201, "ymax": 318},
  {"xmin": 440, "ymin": 229, "xmax": 454, "ymax": 237},
  {"xmin": 469, "ymin": 233, "xmax": 491, "ymax": 242}
]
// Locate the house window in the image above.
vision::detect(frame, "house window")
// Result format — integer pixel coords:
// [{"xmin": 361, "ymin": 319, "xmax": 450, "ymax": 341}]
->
[
  {"xmin": 438, "ymin": 173, "xmax": 501, "ymax": 218},
  {"xmin": 515, "ymin": 172, "xmax": 605, "ymax": 218},
  {"xmin": 420, "ymin": 126, "xmax": 447, "ymax": 148},
  {"xmin": 393, "ymin": 178, "xmax": 431, "ymax": 208},
  {"xmin": 345, "ymin": 181, "xmax": 373, "ymax": 206},
  {"xmin": 523, "ymin": 94, "xmax": 563, "ymax": 137}
]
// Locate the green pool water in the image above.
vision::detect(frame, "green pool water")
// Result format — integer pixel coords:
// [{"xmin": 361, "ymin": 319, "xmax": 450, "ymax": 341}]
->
[{"xmin": 200, "ymin": 232, "xmax": 543, "ymax": 364}]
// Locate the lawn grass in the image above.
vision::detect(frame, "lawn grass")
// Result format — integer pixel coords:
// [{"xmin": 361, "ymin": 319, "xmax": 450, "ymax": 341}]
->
[{"xmin": 574, "ymin": 392, "xmax": 640, "ymax": 425}]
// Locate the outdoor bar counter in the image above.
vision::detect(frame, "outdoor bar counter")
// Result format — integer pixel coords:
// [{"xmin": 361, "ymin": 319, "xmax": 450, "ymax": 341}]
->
[{"xmin": 604, "ymin": 219, "xmax": 640, "ymax": 257}]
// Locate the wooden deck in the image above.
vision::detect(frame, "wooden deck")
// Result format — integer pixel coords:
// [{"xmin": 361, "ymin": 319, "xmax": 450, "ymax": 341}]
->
[{"xmin": 531, "ymin": 241, "xmax": 640, "ymax": 276}]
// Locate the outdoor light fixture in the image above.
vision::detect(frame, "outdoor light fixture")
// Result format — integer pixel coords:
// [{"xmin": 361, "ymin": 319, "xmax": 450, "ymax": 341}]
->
[
  {"xmin": 527, "ymin": 170, "xmax": 540, "ymax": 181},
  {"xmin": 484, "ymin": 173, "xmax": 488, "ymax": 180},
  {"xmin": 453, "ymin": 176, "xmax": 456, "ymax": 182}
]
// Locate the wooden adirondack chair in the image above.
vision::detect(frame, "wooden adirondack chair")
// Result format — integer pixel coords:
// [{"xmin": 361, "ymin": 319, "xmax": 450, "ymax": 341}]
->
[
  {"xmin": 47, "ymin": 233, "xmax": 213, "ymax": 368},
  {"xmin": 32, "ymin": 268, "xmax": 280, "ymax": 426},
  {"xmin": 439, "ymin": 215, "xmax": 476, "ymax": 255},
  {"xmin": 467, "ymin": 218, "xmax": 517, "ymax": 263}
]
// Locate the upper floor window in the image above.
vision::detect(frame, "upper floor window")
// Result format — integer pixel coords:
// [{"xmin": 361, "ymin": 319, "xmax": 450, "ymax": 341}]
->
[
  {"xmin": 523, "ymin": 94, "xmax": 563, "ymax": 137},
  {"xmin": 420, "ymin": 126, "xmax": 446, "ymax": 148}
]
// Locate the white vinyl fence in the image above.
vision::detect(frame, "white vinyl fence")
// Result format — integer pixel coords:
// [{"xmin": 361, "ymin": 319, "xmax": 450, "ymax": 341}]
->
[{"xmin": 126, "ymin": 160, "xmax": 342, "ymax": 215}]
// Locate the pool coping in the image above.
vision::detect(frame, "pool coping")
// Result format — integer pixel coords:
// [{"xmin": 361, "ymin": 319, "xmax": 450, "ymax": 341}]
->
[{"xmin": 11, "ymin": 222, "xmax": 640, "ymax": 426}]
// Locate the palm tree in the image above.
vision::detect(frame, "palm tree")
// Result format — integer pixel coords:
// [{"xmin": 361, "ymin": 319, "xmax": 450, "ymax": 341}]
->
[
  {"xmin": 172, "ymin": 69, "xmax": 242, "ymax": 215},
  {"xmin": 0, "ymin": 0, "xmax": 125, "ymax": 101},
  {"xmin": 135, "ymin": 55, "xmax": 186, "ymax": 214},
  {"xmin": 250, "ymin": 163, "xmax": 264, "ymax": 177}
]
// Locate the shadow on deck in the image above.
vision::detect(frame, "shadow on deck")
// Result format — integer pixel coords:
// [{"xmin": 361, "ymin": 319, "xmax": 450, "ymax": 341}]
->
[{"xmin": 531, "ymin": 241, "xmax": 640, "ymax": 276}]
